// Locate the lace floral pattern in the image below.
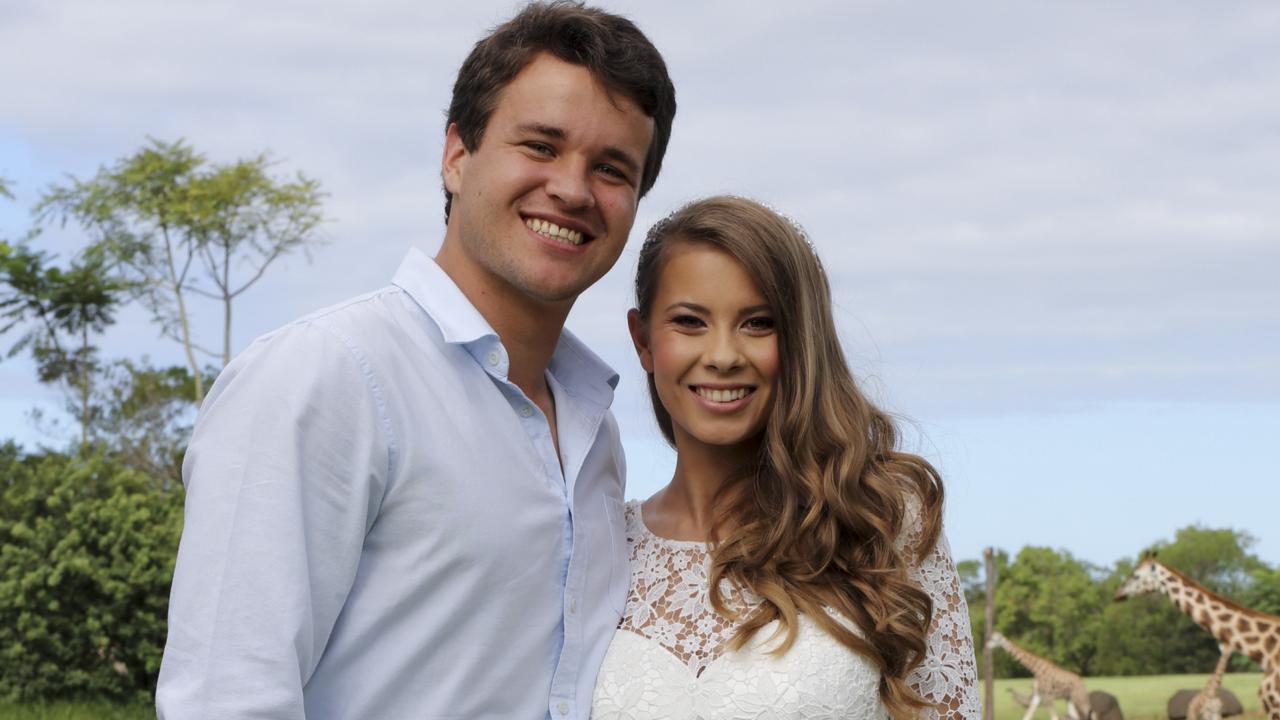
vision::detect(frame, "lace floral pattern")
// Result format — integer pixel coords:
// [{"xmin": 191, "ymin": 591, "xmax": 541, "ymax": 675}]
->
[{"xmin": 590, "ymin": 501, "xmax": 979, "ymax": 720}]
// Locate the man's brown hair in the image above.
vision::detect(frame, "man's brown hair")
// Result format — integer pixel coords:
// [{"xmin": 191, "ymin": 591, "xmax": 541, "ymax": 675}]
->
[{"xmin": 444, "ymin": 1, "xmax": 676, "ymax": 220}]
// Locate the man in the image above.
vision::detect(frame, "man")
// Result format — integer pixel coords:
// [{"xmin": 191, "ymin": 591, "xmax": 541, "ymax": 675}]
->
[{"xmin": 156, "ymin": 3, "xmax": 676, "ymax": 717}]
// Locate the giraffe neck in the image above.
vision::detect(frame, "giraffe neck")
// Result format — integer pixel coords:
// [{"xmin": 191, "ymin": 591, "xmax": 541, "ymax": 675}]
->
[
  {"xmin": 1157, "ymin": 563, "xmax": 1276, "ymax": 667},
  {"xmin": 998, "ymin": 636, "xmax": 1062, "ymax": 678},
  {"xmin": 1206, "ymin": 651, "xmax": 1231, "ymax": 693}
]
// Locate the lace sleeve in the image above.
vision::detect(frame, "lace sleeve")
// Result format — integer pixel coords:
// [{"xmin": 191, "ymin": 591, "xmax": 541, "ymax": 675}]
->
[{"xmin": 898, "ymin": 502, "xmax": 980, "ymax": 720}]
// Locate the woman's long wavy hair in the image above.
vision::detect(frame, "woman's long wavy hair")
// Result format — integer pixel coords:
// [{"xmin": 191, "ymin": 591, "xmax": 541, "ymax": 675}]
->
[{"xmin": 634, "ymin": 196, "xmax": 945, "ymax": 718}]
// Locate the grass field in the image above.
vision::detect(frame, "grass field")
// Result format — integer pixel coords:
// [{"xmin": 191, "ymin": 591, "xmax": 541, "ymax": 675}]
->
[
  {"xmin": 992, "ymin": 672, "xmax": 1265, "ymax": 720},
  {"xmin": 0, "ymin": 673, "xmax": 1268, "ymax": 719},
  {"xmin": 0, "ymin": 701, "xmax": 152, "ymax": 720}
]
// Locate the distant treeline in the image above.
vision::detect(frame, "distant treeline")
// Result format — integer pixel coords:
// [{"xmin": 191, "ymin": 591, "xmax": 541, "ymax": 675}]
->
[{"xmin": 961, "ymin": 526, "xmax": 1280, "ymax": 678}]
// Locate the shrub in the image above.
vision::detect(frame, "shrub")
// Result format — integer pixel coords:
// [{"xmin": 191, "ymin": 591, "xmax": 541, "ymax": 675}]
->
[{"xmin": 0, "ymin": 446, "xmax": 183, "ymax": 701}]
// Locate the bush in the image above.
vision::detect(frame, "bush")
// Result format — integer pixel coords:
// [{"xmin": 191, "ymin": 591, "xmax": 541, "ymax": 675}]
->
[{"xmin": 0, "ymin": 445, "xmax": 183, "ymax": 701}]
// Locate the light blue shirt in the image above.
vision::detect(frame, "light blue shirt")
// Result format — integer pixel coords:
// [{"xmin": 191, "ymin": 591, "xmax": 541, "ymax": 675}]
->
[{"xmin": 158, "ymin": 248, "xmax": 629, "ymax": 719}]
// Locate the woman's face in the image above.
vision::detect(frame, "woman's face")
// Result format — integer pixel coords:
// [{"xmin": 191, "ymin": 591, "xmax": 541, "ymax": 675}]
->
[{"xmin": 629, "ymin": 242, "xmax": 779, "ymax": 454}]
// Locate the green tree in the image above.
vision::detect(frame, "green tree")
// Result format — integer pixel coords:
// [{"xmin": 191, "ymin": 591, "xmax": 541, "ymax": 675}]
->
[
  {"xmin": 1, "ymin": 216, "xmax": 124, "ymax": 447},
  {"xmin": 87, "ymin": 359, "xmax": 205, "ymax": 487},
  {"xmin": 37, "ymin": 138, "xmax": 325, "ymax": 401},
  {"xmin": 1243, "ymin": 565, "xmax": 1280, "ymax": 616},
  {"xmin": 992, "ymin": 546, "xmax": 1107, "ymax": 677}
]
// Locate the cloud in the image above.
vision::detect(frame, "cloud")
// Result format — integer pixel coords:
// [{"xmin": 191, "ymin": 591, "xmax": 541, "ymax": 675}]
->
[{"xmin": 2, "ymin": 0, "xmax": 1277, "ymax": 424}]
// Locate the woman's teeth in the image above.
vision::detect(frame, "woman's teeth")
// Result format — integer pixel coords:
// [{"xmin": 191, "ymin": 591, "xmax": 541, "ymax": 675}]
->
[
  {"xmin": 526, "ymin": 218, "xmax": 584, "ymax": 246},
  {"xmin": 695, "ymin": 387, "xmax": 751, "ymax": 403}
]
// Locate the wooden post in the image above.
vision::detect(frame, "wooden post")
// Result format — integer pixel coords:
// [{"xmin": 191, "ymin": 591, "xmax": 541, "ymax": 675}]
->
[{"xmin": 984, "ymin": 547, "xmax": 996, "ymax": 720}]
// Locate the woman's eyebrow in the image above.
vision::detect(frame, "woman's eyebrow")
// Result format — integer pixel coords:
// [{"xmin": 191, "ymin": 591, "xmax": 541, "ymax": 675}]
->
[{"xmin": 664, "ymin": 301, "xmax": 708, "ymax": 313}]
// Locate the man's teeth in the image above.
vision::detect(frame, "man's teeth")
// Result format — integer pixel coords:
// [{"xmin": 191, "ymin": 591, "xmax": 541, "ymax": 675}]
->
[
  {"xmin": 695, "ymin": 387, "xmax": 751, "ymax": 403},
  {"xmin": 526, "ymin": 218, "xmax": 584, "ymax": 246}
]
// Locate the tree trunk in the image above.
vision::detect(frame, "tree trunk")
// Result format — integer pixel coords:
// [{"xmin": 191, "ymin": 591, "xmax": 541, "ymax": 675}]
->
[
  {"xmin": 161, "ymin": 225, "xmax": 204, "ymax": 402},
  {"xmin": 222, "ymin": 238, "xmax": 232, "ymax": 367},
  {"xmin": 79, "ymin": 324, "xmax": 90, "ymax": 450}
]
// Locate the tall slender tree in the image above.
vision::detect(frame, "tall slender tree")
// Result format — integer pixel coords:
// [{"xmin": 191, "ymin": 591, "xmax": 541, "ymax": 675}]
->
[{"xmin": 37, "ymin": 139, "xmax": 325, "ymax": 401}]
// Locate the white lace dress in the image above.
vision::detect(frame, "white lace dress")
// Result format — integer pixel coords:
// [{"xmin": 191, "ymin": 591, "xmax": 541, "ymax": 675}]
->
[{"xmin": 591, "ymin": 502, "xmax": 979, "ymax": 720}]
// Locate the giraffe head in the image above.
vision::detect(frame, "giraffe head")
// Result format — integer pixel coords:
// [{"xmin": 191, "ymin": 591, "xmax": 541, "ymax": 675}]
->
[
  {"xmin": 1114, "ymin": 555, "xmax": 1164, "ymax": 600},
  {"xmin": 985, "ymin": 630, "xmax": 1005, "ymax": 651}
]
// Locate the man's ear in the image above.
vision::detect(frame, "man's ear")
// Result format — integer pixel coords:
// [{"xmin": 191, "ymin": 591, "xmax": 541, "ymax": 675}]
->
[
  {"xmin": 442, "ymin": 123, "xmax": 469, "ymax": 198},
  {"xmin": 627, "ymin": 309, "xmax": 653, "ymax": 373}
]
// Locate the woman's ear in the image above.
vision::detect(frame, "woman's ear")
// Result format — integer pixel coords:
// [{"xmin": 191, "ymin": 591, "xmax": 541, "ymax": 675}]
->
[{"xmin": 627, "ymin": 309, "xmax": 653, "ymax": 373}]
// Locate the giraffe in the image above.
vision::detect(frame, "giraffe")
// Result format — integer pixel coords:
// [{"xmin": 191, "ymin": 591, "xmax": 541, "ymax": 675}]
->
[
  {"xmin": 1115, "ymin": 556, "xmax": 1280, "ymax": 720},
  {"xmin": 1186, "ymin": 647, "xmax": 1232, "ymax": 720},
  {"xmin": 987, "ymin": 631, "xmax": 1093, "ymax": 720}
]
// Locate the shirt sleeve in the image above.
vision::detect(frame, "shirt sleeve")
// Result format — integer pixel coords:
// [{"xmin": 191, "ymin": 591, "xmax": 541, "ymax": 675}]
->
[
  {"xmin": 896, "ymin": 494, "xmax": 980, "ymax": 720},
  {"xmin": 157, "ymin": 320, "xmax": 392, "ymax": 719}
]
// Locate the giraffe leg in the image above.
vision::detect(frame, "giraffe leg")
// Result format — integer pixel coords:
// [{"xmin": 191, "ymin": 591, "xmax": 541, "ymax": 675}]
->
[
  {"xmin": 1260, "ymin": 673, "xmax": 1280, "ymax": 720},
  {"xmin": 1022, "ymin": 693, "xmax": 1042, "ymax": 720}
]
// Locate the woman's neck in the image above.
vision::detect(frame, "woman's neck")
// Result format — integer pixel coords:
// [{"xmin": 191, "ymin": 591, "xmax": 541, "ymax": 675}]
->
[{"xmin": 644, "ymin": 433, "xmax": 759, "ymax": 541}]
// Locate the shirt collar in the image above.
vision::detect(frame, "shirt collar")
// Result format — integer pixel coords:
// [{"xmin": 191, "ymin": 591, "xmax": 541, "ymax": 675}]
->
[{"xmin": 391, "ymin": 247, "xmax": 619, "ymax": 405}]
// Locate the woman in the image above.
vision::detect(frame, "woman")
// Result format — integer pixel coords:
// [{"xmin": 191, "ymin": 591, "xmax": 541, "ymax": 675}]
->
[{"xmin": 591, "ymin": 197, "xmax": 978, "ymax": 719}]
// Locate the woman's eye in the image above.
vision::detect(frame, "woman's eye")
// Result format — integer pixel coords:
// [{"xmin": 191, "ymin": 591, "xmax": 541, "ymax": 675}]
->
[
  {"xmin": 744, "ymin": 316, "xmax": 775, "ymax": 331},
  {"xmin": 672, "ymin": 314, "xmax": 703, "ymax": 328}
]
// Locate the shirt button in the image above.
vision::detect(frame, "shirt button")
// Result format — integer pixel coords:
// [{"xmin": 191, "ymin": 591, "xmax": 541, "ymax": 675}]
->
[
  {"xmin": 557, "ymin": 700, "xmax": 570, "ymax": 715},
  {"xmin": 519, "ymin": 404, "xmax": 534, "ymax": 418},
  {"xmin": 486, "ymin": 351, "xmax": 500, "ymax": 366},
  {"xmin": 568, "ymin": 598, "xmax": 577, "ymax": 613}
]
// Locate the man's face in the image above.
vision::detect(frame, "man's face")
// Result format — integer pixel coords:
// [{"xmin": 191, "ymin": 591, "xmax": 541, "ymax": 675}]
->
[{"xmin": 440, "ymin": 53, "xmax": 656, "ymax": 309}]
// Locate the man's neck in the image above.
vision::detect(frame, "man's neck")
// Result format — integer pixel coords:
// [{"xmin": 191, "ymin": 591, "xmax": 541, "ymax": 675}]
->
[{"xmin": 433, "ymin": 247, "xmax": 573, "ymax": 400}]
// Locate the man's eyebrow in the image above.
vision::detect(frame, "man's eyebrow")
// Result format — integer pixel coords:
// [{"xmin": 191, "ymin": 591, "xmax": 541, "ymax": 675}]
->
[
  {"xmin": 601, "ymin": 146, "xmax": 641, "ymax": 175},
  {"xmin": 517, "ymin": 123, "xmax": 566, "ymax": 140},
  {"xmin": 516, "ymin": 123, "xmax": 642, "ymax": 176}
]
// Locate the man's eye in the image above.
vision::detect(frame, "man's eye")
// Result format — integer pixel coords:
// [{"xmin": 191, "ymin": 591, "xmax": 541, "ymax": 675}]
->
[
  {"xmin": 597, "ymin": 164, "xmax": 627, "ymax": 181},
  {"xmin": 525, "ymin": 142, "xmax": 554, "ymax": 155}
]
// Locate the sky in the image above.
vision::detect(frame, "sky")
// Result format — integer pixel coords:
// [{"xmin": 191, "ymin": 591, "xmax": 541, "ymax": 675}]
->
[{"xmin": 2, "ymin": 0, "xmax": 1278, "ymax": 569}]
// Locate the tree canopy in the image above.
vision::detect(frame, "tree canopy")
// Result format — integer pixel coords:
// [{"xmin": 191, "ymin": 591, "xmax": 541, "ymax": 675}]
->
[{"xmin": 37, "ymin": 138, "xmax": 325, "ymax": 401}]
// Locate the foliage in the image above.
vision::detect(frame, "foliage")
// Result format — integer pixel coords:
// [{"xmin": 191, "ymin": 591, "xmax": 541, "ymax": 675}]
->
[
  {"xmin": 1, "ymin": 237, "xmax": 125, "ymax": 447},
  {"xmin": 36, "ymin": 138, "xmax": 325, "ymax": 401},
  {"xmin": 0, "ymin": 447, "xmax": 183, "ymax": 701},
  {"xmin": 1243, "ymin": 565, "xmax": 1280, "ymax": 616},
  {"xmin": 992, "ymin": 546, "xmax": 1108, "ymax": 676},
  {"xmin": 86, "ymin": 360, "xmax": 202, "ymax": 487}
]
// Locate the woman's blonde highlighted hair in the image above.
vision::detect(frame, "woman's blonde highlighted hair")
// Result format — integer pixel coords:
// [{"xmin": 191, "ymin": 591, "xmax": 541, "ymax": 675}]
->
[{"xmin": 634, "ymin": 196, "xmax": 945, "ymax": 719}]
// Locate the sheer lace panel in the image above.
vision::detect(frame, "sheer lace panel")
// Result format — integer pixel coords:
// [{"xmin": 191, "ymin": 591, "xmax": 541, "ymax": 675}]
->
[
  {"xmin": 618, "ymin": 503, "xmax": 756, "ymax": 677},
  {"xmin": 898, "ymin": 496, "xmax": 981, "ymax": 720}
]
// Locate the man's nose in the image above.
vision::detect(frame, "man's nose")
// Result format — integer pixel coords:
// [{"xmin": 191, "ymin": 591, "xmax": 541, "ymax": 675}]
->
[{"xmin": 546, "ymin": 159, "xmax": 595, "ymax": 209}]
